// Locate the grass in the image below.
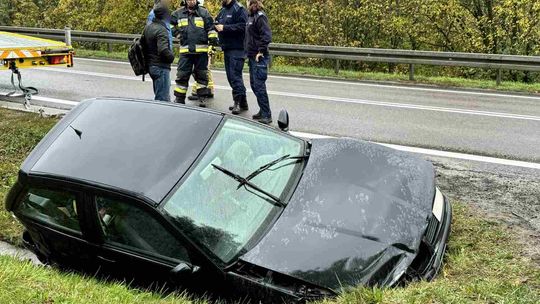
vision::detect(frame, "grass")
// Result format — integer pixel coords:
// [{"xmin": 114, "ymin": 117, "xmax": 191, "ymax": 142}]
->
[
  {"xmin": 75, "ymin": 48, "xmax": 540, "ymax": 94},
  {"xmin": 0, "ymin": 108, "xmax": 539, "ymax": 303},
  {"xmin": 0, "ymin": 108, "xmax": 58, "ymax": 246},
  {"xmin": 0, "ymin": 256, "xmax": 198, "ymax": 304}
]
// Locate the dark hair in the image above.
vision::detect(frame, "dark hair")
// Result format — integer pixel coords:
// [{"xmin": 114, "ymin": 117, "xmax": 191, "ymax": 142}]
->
[{"xmin": 249, "ymin": 0, "xmax": 264, "ymax": 13}]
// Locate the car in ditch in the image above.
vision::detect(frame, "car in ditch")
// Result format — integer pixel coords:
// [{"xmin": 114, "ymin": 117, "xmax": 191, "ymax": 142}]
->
[{"xmin": 5, "ymin": 98, "xmax": 451, "ymax": 303}]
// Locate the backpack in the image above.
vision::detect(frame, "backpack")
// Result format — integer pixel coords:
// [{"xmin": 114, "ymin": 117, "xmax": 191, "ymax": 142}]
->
[{"xmin": 128, "ymin": 29, "xmax": 147, "ymax": 81}]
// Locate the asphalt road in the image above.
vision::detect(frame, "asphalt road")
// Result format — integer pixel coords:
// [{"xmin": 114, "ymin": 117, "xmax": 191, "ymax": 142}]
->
[{"xmin": 1, "ymin": 57, "xmax": 539, "ymax": 162}]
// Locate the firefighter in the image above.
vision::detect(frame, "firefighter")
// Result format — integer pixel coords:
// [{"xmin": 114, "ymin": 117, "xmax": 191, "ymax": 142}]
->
[
  {"xmin": 188, "ymin": 0, "xmax": 216, "ymax": 101},
  {"xmin": 171, "ymin": 0, "xmax": 217, "ymax": 106}
]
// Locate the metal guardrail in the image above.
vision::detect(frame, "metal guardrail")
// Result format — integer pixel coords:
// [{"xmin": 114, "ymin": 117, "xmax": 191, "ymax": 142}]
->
[{"xmin": 2, "ymin": 25, "xmax": 539, "ymax": 84}]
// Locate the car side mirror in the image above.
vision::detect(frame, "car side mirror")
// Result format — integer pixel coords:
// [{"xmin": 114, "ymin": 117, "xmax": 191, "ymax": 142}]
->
[{"xmin": 278, "ymin": 109, "xmax": 289, "ymax": 132}]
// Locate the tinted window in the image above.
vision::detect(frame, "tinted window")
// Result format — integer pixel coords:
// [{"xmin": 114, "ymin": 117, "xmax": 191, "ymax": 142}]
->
[
  {"xmin": 164, "ymin": 119, "xmax": 304, "ymax": 263},
  {"xmin": 96, "ymin": 196, "xmax": 189, "ymax": 262},
  {"xmin": 17, "ymin": 189, "xmax": 80, "ymax": 232}
]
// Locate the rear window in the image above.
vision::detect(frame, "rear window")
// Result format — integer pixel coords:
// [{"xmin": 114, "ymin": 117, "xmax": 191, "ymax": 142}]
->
[{"xmin": 16, "ymin": 188, "xmax": 80, "ymax": 233}]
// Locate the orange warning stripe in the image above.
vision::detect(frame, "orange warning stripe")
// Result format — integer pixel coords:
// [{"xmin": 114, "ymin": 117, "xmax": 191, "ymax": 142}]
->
[{"xmin": 0, "ymin": 49, "xmax": 42, "ymax": 59}]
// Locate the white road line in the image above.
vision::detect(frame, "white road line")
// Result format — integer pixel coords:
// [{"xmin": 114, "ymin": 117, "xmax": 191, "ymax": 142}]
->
[
  {"xmin": 75, "ymin": 57, "xmax": 540, "ymax": 101},
  {"xmin": 43, "ymin": 67, "xmax": 540, "ymax": 122},
  {"xmin": 290, "ymin": 131, "xmax": 540, "ymax": 170},
  {"xmin": 32, "ymin": 96, "xmax": 78, "ymax": 106},
  {"xmin": 4, "ymin": 95, "xmax": 539, "ymax": 170}
]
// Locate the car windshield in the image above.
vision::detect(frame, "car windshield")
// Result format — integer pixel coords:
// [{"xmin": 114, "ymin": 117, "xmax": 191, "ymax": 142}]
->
[{"xmin": 163, "ymin": 119, "xmax": 304, "ymax": 263}]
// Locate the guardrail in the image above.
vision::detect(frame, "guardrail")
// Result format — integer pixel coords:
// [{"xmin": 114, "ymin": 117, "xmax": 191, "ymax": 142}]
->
[{"xmin": 2, "ymin": 25, "xmax": 539, "ymax": 84}]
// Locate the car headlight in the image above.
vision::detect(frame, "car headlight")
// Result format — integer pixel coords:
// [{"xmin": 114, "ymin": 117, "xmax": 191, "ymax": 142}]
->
[{"xmin": 432, "ymin": 188, "xmax": 445, "ymax": 222}]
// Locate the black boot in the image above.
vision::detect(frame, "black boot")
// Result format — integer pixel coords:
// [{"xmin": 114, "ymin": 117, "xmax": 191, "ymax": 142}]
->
[
  {"xmin": 239, "ymin": 95, "xmax": 249, "ymax": 111},
  {"xmin": 175, "ymin": 96, "xmax": 186, "ymax": 104},
  {"xmin": 229, "ymin": 95, "xmax": 248, "ymax": 111},
  {"xmin": 252, "ymin": 112, "xmax": 262, "ymax": 120},
  {"xmin": 231, "ymin": 96, "xmax": 242, "ymax": 115}
]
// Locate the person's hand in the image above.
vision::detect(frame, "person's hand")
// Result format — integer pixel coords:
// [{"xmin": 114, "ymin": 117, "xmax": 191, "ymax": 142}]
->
[
  {"xmin": 215, "ymin": 24, "xmax": 224, "ymax": 32},
  {"xmin": 256, "ymin": 52, "xmax": 264, "ymax": 62}
]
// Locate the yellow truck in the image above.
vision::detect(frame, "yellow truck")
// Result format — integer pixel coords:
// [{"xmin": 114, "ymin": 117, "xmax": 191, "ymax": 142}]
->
[{"xmin": 0, "ymin": 31, "xmax": 73, "ymax": 106}]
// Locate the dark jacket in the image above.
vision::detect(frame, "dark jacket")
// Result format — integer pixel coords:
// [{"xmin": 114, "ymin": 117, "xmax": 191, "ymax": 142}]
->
[
  {"xmin": 171, "ymin": 5, "xmax": 215, "ymax": 54},
  {"xmin": 215, "ymin": 0, "xmax": 247, "ymax": 51},
  {"xmin": 143, "ymin": 6, "xmax": 175, "ymax": 69},
  {"xmin": 245, "ymin": 10, "xmax": 272, "ymax": 57}
]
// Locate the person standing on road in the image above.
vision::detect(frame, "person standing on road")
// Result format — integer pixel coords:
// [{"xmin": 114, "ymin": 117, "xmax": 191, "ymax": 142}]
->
[
  {"xmin": 171, "ymin": 0, "xmax": 217, "ymax": 106},
  {"xmin": 246, "ymin": 0, "xmax": 272, "ymax": 124},
  {"xmin": 215, "ymin": 0, "xmax": 249, "ymax": 115},
  {"xmin": 147, "ymin": 0, "xmax": 173, "ymax": 51},
  {"xmin": 143, "ymin": 2, "xmax": 175, "ymax": 102},
  {"xmin": 188, "ymin": 0, "xmax": 217, "ymax": 102}
]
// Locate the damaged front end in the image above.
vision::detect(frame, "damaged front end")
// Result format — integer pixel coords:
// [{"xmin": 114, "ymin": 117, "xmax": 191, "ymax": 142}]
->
[
  {"xmin": 402, "ymin": 190, "xmax": 452, "ymax": 283},
  {"xmin": 227, "ymin": 260, "xmax": 336, "ymax": 303},
  {"xmin": 235, "ymin": 138, "xmax": 452, "ymax": 297}
]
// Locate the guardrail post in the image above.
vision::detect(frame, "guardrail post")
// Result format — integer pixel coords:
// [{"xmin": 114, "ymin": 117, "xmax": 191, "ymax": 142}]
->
[
  {"xmin": 64, "ymin": 26, "xmax": 72, "ymax": 47},
  {"xmin": 409, "ymin": 64, "xmax": 415, "ymax": 81},
  {"xmin": 334, "ymin": 60, "xmax": 340, "ymax": 75},
  {"xmin": 107, "ymin": 43, "xmax": 112, "ymax": 53},
  {"xmin": 496, "ymin": 69, "xmax": 502, "ymax": 86}
]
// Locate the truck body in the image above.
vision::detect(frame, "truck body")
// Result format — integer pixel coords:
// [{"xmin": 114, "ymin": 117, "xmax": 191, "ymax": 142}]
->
[{"xmin": 0, "ymin": 31, "xmax": 73, "ymax": 71}]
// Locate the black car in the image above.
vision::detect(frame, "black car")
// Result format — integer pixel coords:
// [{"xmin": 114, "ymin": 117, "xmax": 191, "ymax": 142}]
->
[{"xmin": 5, "ymin": 98, "xmax": 451, "ymax": 303}]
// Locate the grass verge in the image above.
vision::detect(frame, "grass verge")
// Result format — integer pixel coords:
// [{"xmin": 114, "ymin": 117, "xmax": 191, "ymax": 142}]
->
[
  {"xmin": 0, "ymin": 108, "xmax": 539, "ymax": 303},
  {"xmin": 75, "ymin": 48, "xmax": 540, "ymax": 94}
]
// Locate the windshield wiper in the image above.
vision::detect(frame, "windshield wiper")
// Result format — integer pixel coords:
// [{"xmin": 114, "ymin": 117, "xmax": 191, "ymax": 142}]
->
[
  {"xmin": 212, "ymin": 164, "xmax": 285, "ymax": 208},
  {"xmin": 243, "ymin": 154, "xmax": 308, "ymax": 186}
]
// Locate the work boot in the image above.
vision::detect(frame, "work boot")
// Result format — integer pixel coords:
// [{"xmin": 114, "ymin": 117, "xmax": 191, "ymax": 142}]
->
[
  {"xmin": 258, "ymin": 117, "xmax": 273, "ymax": 125},
  {"xmin": 252, "ymin": 112, "xmax": 262, "ymax": 120},
  {"xmin": 188, "ymin": 95, "xmax": 199, "ymax": 101},
  {"xmin": 175, "ymin": 96, "xmax": 186, "ymax": 104},
  {"xmin": 229, "ymin": 96, "xmax": 248, "ymax": 111},
  {"xmin": 231, "ymin": 96, "xmax": 243, "ymax": 115}
]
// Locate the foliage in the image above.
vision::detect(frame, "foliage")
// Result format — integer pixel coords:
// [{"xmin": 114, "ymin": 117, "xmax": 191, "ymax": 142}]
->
[{"xmin": 4, "ymin": 0, "xmax": 540, "ymax": 80}]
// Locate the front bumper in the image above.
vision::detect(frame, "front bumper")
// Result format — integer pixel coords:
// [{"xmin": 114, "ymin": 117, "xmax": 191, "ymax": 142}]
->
[{"xmin": 410, "ymin": 195, "xmax": 453, "ymax": 281}]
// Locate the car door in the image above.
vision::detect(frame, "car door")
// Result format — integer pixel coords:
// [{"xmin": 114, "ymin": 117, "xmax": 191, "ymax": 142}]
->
[
  {"xmin": 87, "ymin": 193, "xmax": 198, "ymax": 286},
  {"xmin": 12, "ymin": 186, "xmax": 97, "ymax": 267}
]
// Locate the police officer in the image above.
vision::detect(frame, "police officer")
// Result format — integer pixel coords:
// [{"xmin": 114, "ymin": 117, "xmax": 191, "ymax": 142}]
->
[
  {"xmin": 215, "ymin": 0, "xmax": 249, "ymax": 115},
  {"xmin": 171, "ymin": 0, "xmax": 217, "ymax": 106},
  {"xmin": 246, "ymin": 0, "xmax": 272, "ymax": 124}
]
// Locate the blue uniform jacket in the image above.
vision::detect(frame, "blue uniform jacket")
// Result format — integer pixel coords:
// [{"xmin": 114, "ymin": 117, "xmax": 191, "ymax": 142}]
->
[{"xmin": 216, "ymin": 0, "xmax": 248, "ymax": 51}]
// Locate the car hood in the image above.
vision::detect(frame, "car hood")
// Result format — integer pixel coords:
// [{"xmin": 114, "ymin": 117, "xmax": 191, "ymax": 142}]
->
[{"xmin": 240, "ymin": 138, "xmax": 435, "ymax": 291}]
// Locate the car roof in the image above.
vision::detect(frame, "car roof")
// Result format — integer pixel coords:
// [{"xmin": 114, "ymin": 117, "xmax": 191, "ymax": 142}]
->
[{"xmin": 22, "ymin": 98, "xmax": 223, "ymax": 204}]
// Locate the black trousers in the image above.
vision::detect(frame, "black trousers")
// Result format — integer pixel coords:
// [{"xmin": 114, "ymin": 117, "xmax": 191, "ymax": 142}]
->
[{"xmin": 174, "ymin": 53, "xmax": 209, "ymax": 98}]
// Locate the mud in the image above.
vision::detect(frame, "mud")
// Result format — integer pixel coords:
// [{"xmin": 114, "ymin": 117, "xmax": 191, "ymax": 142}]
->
[{"xmin": 432, "ymin": 157, "xmax": 540, "ymax": 265}]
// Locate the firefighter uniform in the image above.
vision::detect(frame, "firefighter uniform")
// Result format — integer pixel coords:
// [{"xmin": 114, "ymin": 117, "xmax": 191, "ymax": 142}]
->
[{"xmin": 171, "ymin": 3, "xmax": 217, "ymax": 105}]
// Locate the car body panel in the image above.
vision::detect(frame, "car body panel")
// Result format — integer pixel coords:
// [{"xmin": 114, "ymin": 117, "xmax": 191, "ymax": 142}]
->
[
  {"xmin": 4, "ymin": 99, "xmax": 451, "ymax": 302},
  {"xmin": 240, "ymin": 138, "xmax": 436, "ymax": 291},
  {"xmin": 26, "ymin": 99, "xmax": 223, "ymax": 204}
]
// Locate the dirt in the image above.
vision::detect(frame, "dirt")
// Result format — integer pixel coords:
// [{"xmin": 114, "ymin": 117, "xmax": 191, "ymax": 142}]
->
[{"xmin": 433, "ymin": 158, "xmax": 540, "ymax": 265}]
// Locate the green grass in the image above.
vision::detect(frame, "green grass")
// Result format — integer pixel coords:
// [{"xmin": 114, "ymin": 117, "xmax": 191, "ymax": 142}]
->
[
  {"xmin": 0, "ymin": 108, "xmax": 58, "ymax": 246},
  {"xmin": 0, "ymin": 108, "xmax": 539, "ymax": 303},
  {"xmin": 75, "ymin": 48, "xmax": 540, "ymax": 94},
  {"xmin": 0, "ymin": 256, "xmax": 199, "ymax": 304}
]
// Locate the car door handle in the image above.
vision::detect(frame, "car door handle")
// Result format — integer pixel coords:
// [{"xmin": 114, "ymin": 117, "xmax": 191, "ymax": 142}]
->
[{"xmin": 97, "ymin": 255, "xmax": 116, "ymax": 263}]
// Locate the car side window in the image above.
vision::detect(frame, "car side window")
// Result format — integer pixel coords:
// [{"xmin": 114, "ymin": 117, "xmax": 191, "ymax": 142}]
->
[
  {"xmin": 16, "ymin": 188, "xmax": 80, "ymax": 233},
  {"xmin": 95, "ymin": 196, "xmax": 190, "ymax": 263}
]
